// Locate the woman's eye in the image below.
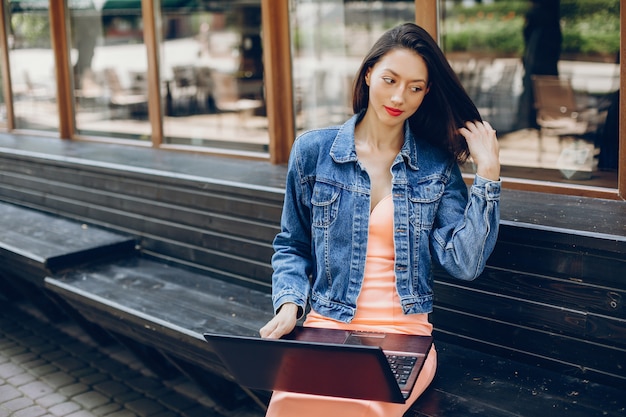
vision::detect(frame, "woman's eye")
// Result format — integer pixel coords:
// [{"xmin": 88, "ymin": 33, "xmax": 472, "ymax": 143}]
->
[
  {"xmin": 411, "ymin": 86, "xmax": 423, "ymax": 93},
  {"xmin": 383, "ymin": 77, "xmax": 394, "ymax": 84}
]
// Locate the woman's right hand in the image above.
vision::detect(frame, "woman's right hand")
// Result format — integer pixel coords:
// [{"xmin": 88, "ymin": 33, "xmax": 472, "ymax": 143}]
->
[{"xmin": 259, "ymin": 303, "xmax": 299, "ymax": 339}]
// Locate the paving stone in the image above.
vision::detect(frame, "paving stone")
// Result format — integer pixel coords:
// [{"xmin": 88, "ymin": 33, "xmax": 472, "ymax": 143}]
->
[
  {"xmin": 150, "ymin": 411, "xmax": 178, "ymax": 417},
  {"xmin": 70, "ymin": 366, "xmax": 99, "ymax": 380},
  {"xmin": 15, "ymin": 335, "xmax": 47, "ymax": 349},
  {"xmin": 11, "ymin": 351, "xmax": 39, "ymax": 364},
  {"xmin": 19, "ymin": 358, "xmax": 48, "ymax": 371},
  {"xmin": 72, "ymin": 391, "xmax": 110, "ymax": 410},
  {"xmin": 13, "ymin": 404, "xmax": 48, "ymax": 417},
  {"xmin": 41, "ymin": 371, "xmax": 76, "ymax": 389},
  {"xmin": 58, "ymin": 383, "xmax": 89, "ymax": 398},
  {"xmin": 0, "ymin": 340, "xmax": 18, "ymax": 350},
  {"xmin": 101, "ymin": 410, "xmax": 136, "ymax": 417},
  {"xmin": 92, "ymin": 380, "xmax": 129, "ymax": 398},
  {"xmin": 89, "ymin": 358, "xmax": 128, "ymax": 375},
  {"xmin": 35, "ymin": 393, "xmax": 68, "ymax": 408},
  {"xmin": 91, "ymin": 402, "xmax": 122, "ymax": 416},
  {"xmin": 65, "ymin": 410, "xmax": 99, "ymax": 417},
  {"xmin": 2, "ymin": 344, "xmax": 29, "ymax": 357},
  {"xmin": 0, "ymin": 384, "xmax": 22, "ymax": 403},
  {"xmin": 0, "ymin": 361, "xmax": 26, "ymax": 379},
  {"xmin": 125, "ymin": 397, "xmax": 165, "ymax": 417},
  {"xmin": 60, "ymin": 342, "xmax": 97, "ymax": 357},
  {"xmin": 55, "ymin": 357, "xmax": 88, "ymax": 374},
  {"xmin": 1, "ymin": 396, "xmax": 35, "ymax": 413},
  {"xmin": 29, "ymin": 342, "xmax": 59, "ymax": 356},
  {"xmin": 1, "ymin": 302, "xmax": 265, "ymax": 417},
  {"xmin": 78, "ymin": 371, "xmax": 109, "ymax": 387},
  {"xmin": 18, "ymin": 380, "xmax": 55, "ymax": 399},
  {"xmin": 112, "ymin": 391, "xmax": 142, "ymax": 404},
  {"xmin": 125, "ymin": 376, "xmax": 163, "ymax": 394},
  {"xmin": 49, "ymin": 401, "xmax": 82, "ymax": 416},
  {"xmin": 41, "ymin": 350, "xmax": 70, "ymax": 362},
  {"xmin": 28, "ymin": 364, "xmax": 60, "ymax": 378},
  {"xmin": 7, "ymin": 371, "xmax": 37, "ymax": 387}
]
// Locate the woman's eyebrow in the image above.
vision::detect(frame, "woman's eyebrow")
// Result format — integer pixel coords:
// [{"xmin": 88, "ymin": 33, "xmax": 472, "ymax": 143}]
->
[{"xmin": 382, "ymin": 68, "xmax": 427, "ymax": 83}]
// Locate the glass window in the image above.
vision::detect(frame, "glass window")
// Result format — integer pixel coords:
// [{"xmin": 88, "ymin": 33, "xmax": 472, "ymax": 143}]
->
[
  {"xmin": 8, "ymin": 0, "xmax": 58, "ymax": 131},
  {"xmin": 70, "ymin": 0, "xmax": 150, "ymax": 141},
  {"xmin": 159, "ymin": 1, "xmax": 268, "ymax": 153},
  {"xmin": 291, "ymin": 0, "xmax": 415, "ymax": 135},
  {"xmin": 0, "ymin": 39, "xmax": 5, "ymax": 128},
  {"xmin": 440, "ymin": 0, "xmax": 619, "ymax": 189}
]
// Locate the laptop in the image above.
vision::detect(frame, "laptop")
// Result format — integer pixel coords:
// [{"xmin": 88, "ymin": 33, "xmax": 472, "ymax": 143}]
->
[{"xmin": 203, "ymin": 326, "xmax": 433, "ymax": 403}]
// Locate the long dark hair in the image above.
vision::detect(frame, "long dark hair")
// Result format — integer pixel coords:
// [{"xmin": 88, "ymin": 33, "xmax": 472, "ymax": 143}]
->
[{"xmin": 352, "ymin": 23, "xmax": 480, "ymax": 163}]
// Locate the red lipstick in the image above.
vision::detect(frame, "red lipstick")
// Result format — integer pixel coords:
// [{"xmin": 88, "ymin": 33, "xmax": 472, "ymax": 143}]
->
[{"xmin": 384, "ymin": 106, "xmax": 403, "ymax": 117}]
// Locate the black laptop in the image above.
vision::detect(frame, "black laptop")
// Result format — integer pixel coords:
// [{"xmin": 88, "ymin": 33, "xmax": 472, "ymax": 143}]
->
[{"xmin": 203, "ymin": 326, "xmax": 433, "ymax": 403}]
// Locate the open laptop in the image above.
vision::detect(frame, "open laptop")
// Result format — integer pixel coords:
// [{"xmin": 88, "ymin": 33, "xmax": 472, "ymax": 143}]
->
[{"xmin": 203, "ymin": 327, "xmax": 433, "ymax": 403}]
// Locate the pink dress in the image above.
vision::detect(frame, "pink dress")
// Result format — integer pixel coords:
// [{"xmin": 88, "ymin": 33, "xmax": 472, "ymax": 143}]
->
[{"xmin": 266, "ymin": 194, "xmax": 437, "ymax": 416}]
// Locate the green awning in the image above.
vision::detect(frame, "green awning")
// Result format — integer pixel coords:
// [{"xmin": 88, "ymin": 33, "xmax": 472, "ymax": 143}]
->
[
  {"xmin": 9, "ymin": 0, "xmax": 195, "ymax": 12},
  {"xmin": 10, "ymin": 0, "xmax": 96, "ymax": 12},
  {"xmin": 102, "ymin": 0, "xmax": 196, "ymax": 10}
]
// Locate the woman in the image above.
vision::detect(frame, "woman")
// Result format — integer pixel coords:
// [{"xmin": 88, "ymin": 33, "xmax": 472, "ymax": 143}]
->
[{"xmin": 260, "ymin": 22, "xmax": 501, "ymax": 416}]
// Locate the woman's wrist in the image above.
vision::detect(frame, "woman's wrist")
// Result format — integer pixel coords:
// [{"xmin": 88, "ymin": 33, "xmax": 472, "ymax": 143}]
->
[
  {"xmin": 277, "ymin": 302, "xmax": 300, "ymax": 317},
  {"xmin": 476, "ymin": 163, "xmax": 500, "ymax": 181}
]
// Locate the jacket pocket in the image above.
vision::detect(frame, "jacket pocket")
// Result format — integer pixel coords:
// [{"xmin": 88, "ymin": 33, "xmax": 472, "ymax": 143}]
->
[
  {"xmin": 311, "ymin": 182, "xmax": 341, "ymax": 228},
  {"xmin": 408, "ymin": 177, "xmax": 444, "ymax": 228}
]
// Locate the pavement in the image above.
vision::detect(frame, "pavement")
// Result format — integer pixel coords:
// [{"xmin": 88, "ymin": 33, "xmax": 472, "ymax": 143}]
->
[{"xmin": 0, "ymin": 298, "xmax": 266, "ymax": 417}]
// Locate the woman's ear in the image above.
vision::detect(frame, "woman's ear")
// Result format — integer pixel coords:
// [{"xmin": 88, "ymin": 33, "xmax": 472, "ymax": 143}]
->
[{"xmin": 365, "ymin": 67, "xmax": 372, "ymax": 86}]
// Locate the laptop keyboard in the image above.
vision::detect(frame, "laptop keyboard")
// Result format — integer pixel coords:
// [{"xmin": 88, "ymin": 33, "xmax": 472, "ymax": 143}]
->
[{"xmin": 386, "ymin": 354, "xmax": 418, "ymax": 387}]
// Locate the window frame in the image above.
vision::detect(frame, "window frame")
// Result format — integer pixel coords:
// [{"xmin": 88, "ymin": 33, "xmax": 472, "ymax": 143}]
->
[
  {"xmin": 415, "ymin": 0, "xmax": 624, "ymax": 200},
  {"xmin": 0, "ymin": 0, "xmax": 623, "ymax": 200}
]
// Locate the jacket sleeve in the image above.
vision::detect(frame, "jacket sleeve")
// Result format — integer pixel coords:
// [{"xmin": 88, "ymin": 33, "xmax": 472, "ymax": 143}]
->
[
  {"xmin": 270, "ymin": 139, "xmax": 313, "ymax": 316},
  {"xmin": 430, "ymin": 164, "xmax": 501, "ymax": 281}
]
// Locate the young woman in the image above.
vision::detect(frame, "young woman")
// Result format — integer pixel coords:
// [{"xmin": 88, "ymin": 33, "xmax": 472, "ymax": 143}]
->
[{"xmin": 260, "ymin": 22, "xmax": 501, "ymax": 416}]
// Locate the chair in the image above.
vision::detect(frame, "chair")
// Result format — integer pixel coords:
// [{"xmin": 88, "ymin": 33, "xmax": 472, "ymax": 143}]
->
[
  {"xmin": 171, "ymin": 65, "xmax": 198, "ymax": 115},
  {"xmin": 531, "ymin": 75, "xmax": 591, "ymax": 151},
  {"xmin": 194, "ymin": 66, "xmax": 216, "ymax": 113},
  {"xmin": 103, "ymin": 68, "xmax": 148, "ymax": 117},
  {"xmin": 210, "ymin": 71, "xmax": 263, "ymax": 130}
]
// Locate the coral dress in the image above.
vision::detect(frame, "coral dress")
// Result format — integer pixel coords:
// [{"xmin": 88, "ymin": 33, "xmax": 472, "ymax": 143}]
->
[{"xmin": 266, "ymin": 194, "xmax": 437, "ymax": 416}]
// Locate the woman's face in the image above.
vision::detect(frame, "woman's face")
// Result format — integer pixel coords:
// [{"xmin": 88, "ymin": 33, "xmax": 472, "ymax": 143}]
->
[{"xmin": 365, "ymin": 48, "xmax": 430, "ymax": 127}]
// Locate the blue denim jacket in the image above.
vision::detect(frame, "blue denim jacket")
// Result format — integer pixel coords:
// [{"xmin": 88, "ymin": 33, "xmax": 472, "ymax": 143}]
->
[{"xmin": 272, "ymin": 113, "xmax": 501, "ymax": 323}]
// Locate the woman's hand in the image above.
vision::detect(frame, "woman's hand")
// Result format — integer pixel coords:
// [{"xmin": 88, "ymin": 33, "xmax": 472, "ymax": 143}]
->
[
  {"xmin": 259, "ymin": 303, "xmax": 299, "ymax": 339},
  {"xmin": 459, "ymin": 121, "xmax": 500, "ymax": 181}
]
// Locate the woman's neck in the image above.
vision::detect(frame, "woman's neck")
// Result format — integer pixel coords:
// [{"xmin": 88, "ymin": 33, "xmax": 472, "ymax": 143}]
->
[{"xmin": 355, "ymin": 111, "xmax": 404, "ymax": 152}]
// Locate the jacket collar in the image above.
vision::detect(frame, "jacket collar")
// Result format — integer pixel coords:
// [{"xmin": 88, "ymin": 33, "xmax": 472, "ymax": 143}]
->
[{"xmin": 329, "ymin": 111, "xmax": 420, "ymax": 171}]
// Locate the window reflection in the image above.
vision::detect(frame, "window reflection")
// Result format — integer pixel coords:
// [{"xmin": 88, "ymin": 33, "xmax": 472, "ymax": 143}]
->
[
  {"xmin": 8, "ymin": 0, "xmax": 58, "ymax": 131},
  {"xmin": 70, "ymin": 1, "xmax": 150, "ymax": 141},
  {"xmin": 441, "ymin": 0, "xmax": 619, "ymax": 188},
  {"xmin": 160, "ymin": 1, "xmax": 268, "ymax": 153},
  {"xmin": 0, "ymin": 41, "xmax": 5, "ymax": 127},
  {"xmin": 291, "ymin": 0, "xmax": 416, "ymax": 134}
]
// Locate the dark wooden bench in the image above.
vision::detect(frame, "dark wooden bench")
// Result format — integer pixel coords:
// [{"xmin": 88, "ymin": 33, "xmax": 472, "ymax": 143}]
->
[
  {"xmin": 0, "ymin": 200, "xmax": 135, "ymax": 318},
  {"xmin": 44, "ymin": 257, "xmax": 626, "ymax": 417},
  {"xmin": 2, "ymin": 134, "xmax": 625, "ymax": 415},
  {"xmin": 408, "ymin": 339, "xmax": 626, "ymax": 416},
  {"xmin": 0, "ymin": 203, "xmax": 274, "ymax": 410},
  {"xmin": 44, "ymin": 255, "xmax": 274, "ymax": 410},
  {"xmin": 42, "ymin": 205, "xmax": 626, "ymax": 416}
]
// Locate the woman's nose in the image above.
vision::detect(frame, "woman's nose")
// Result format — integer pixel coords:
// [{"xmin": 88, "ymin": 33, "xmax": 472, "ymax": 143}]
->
[{"xmin": 390, "ymin": 87, "xmax": 404, "ymax": 105}]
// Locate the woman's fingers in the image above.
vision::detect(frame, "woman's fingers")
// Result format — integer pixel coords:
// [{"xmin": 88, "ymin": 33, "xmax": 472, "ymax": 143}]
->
[
  {"xmin": 259, "ymin": 304, "xmax": 298, "ymax": 339},
  {"xmin": 459, "ymin": 120, "xmax": 500, "ymax": 181}
]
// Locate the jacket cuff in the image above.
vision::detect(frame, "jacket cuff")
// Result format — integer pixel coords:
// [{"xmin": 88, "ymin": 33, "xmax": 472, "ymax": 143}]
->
[{"xmin": 473, "ymin": 174, "xmax": 501, "ymax": 201}]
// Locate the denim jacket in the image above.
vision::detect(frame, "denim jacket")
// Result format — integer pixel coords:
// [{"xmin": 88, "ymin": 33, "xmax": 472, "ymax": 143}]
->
[{"xmin": 272, "ymin": 113, "xmax": 501, "ymax": 323}]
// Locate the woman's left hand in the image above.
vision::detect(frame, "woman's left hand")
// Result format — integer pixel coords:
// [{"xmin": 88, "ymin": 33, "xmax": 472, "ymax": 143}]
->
[{"xmin": 458, "ymin": 120, "xmax": 500, "ymax": 181}]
